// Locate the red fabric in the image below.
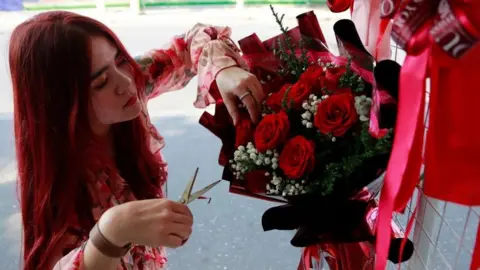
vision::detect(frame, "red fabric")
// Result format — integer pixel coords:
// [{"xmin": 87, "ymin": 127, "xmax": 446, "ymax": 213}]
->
[
  {"xmin": 375, "ymin": 48, "xmax": 428, "ymax": 269},
  {"xmin": 298, "ymin": 245, "xmax": 321, "ymax": 270},
  {"xmin": 425, "ymin": 42, "xmax": 480, "ymax": 205},
  {"xmin": 375, "ymin": 0, "xmax": 480, "ymax": 269}
]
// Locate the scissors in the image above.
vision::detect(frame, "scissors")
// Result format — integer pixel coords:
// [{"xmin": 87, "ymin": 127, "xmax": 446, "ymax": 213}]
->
[{"xmin": 178, "ymin": 167, "xmax": 221, "ymax": 205}]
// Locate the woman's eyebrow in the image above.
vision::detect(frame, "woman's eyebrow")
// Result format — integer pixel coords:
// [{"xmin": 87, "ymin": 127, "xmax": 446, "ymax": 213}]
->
[{"xmin": 90, "ymin": 50, "xmax": 120, "ymax": 80}]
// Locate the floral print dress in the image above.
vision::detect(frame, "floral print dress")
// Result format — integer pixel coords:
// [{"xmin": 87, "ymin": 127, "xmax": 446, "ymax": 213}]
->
[{"xmin": 52, "ymin": 23, "xmax": 247, "ymax": 270}]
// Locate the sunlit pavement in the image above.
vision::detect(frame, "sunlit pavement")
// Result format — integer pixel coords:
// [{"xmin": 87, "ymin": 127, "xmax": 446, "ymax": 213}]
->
[{"xmin": 0, "ymin": 6, "xmax": 475, "ymax": 270}]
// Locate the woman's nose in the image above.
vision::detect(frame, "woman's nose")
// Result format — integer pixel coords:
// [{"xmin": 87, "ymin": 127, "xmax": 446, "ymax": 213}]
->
[{"xmin": 114, "ymin": 71, "xmax": 134, "ymax": 95}]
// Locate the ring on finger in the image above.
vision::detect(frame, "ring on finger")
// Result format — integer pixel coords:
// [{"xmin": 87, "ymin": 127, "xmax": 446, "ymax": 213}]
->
[{"xmin": 239, "ymin": 90, "xmax": 253, "ymax": 101}]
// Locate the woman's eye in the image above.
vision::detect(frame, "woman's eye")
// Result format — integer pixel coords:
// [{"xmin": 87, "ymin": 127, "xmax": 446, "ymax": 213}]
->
[
  {"xmin": 116, "ymin": 55, "xmax": 128, "ymax": 66},
  {"xmin": 93, "ymin": 75, "xmax": 108, "ymax": 90}
]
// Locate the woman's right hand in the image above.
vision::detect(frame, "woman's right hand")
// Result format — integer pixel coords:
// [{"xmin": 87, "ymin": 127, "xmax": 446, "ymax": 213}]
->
[{"xmin": 98, "ymin": 199, "xmax": 193, "ymax": 248}]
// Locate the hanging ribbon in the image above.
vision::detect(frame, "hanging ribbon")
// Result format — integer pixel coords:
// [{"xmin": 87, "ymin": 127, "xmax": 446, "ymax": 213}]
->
[
  {"xmin": 375, "ymin": 0, "xmax": 480, "ymax": 269},
  {"xmin": 298, "ymin": 245, "xmax": 322, "ymax": 270},
  {"xmin": 298, "ymin": 242, "xmax": 376, "ymax": 270}
]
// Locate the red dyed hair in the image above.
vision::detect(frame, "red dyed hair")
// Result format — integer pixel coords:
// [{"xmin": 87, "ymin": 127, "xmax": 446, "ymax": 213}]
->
[{"xmin": 9, "ymin": 11, "xmax": 161, "ymax": 269}]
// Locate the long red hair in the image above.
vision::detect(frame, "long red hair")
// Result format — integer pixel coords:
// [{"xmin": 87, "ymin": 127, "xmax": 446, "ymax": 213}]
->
[{"xmin": 9, "ymin": 11, "xmax": 161, "ymax": 269}]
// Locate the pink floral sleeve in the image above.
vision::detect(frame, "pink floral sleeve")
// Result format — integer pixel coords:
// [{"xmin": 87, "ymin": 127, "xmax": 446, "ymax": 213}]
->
[
  {"xmin": 135, "ymin": 23, "xmax": 248, "ymax": 108},
  {"xmin": 52, "ymin": 243, "xmax": 85, "ymax": 270},
  {"xmin": 51, "ymin": 225, "xmax": 87, "ymax": 269}
]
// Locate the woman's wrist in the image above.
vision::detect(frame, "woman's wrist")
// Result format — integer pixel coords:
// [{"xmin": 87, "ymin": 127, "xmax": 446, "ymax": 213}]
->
[{"xmin": 98, "ymin": 205, "xmax": 131, "ymax": 247}]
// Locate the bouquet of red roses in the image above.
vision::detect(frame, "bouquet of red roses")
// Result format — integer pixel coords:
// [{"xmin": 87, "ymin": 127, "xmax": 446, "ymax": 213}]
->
[{"xmin": 200, "ymin": 7, "xmax": 413, "ymax": 269}]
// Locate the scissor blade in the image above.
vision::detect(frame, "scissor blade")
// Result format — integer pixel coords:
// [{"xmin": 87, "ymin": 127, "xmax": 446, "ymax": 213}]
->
[
  {"xmin": 186, "ymin": 180, "xmax": 222, "ymax": 204},
  {"xmin": 179, "ymin": 167, "xmax": 199, "ymax": 204}
]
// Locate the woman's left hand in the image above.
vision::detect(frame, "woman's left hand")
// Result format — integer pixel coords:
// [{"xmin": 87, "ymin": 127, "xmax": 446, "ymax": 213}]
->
[{"xmin": 216, "ymin": 66, "xmax": 265, "ymax": 125}]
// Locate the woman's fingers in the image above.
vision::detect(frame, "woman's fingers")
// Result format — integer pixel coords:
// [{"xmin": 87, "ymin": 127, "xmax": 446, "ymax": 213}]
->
[
  {"xmin": 249, "ymin": 75, "xmax": 265, "ymax": 102},
  {"xmin": 171, "ymin": 212, "xmax": 193, "ymax": 226},
  {"xmin": 240, "ymin": 92, "xmax": 261, "ymax": 124},
  {"xmin": 164, "ymin": 223, "xmax": 192, "ymax": 240},
  {"xmin": 237, "ymin": 75, "xmax": 264, "ymax": 124},
  {"xmin": 215, "ymin": 67, "xmax": 266, "ymax": 125},
  {"xmin": 223, "ymin": 95, "xmax": 241, "ymax": 125},
  {"xmin": 169, "ymin": 201, "xmax": 193, "ymax": 217},
  {"xmin": 162, "ymin": 234, "xmax": 184, "ymax": 248}
]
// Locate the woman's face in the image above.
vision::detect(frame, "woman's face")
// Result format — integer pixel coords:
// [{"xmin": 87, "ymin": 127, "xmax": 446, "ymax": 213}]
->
[{"xmin": 88, "ymin": 36, "xmax": 141, "ymax": 134}]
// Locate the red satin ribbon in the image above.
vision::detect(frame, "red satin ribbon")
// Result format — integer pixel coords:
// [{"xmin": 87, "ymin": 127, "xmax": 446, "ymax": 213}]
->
[
  {"xmin": 298, "ymin": 245, "xmax": 321, "ymax": 270},
  {"xmin": 299, "ymin": 243, "xmax": 376, "ymax": 270},
  {"xmin": 368, "ymin": 88, "xmax": 391, "ymax": 139},
  {"xmin": 376, "ymin": 47, "xmax": 428, "ymax": 270},
  {"xmin": 376, "ymin": 0, "xmax": 480, "ymax": 269}
]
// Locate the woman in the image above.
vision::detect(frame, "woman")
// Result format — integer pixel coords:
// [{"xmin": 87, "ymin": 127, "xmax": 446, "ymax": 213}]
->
[{"xmin": 9, "ymin": 11, "xmax": 264, "ymax": 270}]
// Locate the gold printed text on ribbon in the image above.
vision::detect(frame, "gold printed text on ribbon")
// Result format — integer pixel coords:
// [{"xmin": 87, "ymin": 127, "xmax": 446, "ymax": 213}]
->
[
  {"xmin": 430, "ymin": 0, "xmax": 478, "ymax": 58},
  {"xmin": 380, "ymin": 0, "xmax": 399, "ymax": 18},
  {"xmin": 391, "ymin": 0, "xmax": 439, "ymax": 50}
]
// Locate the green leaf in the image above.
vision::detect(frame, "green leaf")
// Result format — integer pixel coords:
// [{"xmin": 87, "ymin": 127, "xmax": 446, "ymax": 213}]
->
[{"xmin": 281, "ymin": 85, "xmax": 293, "ymax": 110}]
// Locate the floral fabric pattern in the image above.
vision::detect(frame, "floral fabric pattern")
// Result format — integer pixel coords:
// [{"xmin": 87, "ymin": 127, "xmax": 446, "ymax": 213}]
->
[{"xmin": 52, "ymin": 23, "xmax": 245, "ymax": 270}]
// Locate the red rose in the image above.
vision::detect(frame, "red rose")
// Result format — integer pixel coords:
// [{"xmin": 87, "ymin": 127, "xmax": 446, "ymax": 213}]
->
[
  {"xmin": 235, "ymin": 116, "xmax": 255, "ymax": 147},
  {"xmin": 279, "ymin": 136, "xmax": 316, "ymax": 179},
  {"xmin": 314, "ymin": 92, "xmax": 358, "ymax": 137},
  {"xmin": 287, "ymin": 82, "xmax": 312, "ymax": 109},
  {"xmin": 254, "ymin": 111, "xmax": 290, "ymax": 152},
  {"xmin": 324, "ymin": 66, "xmax": 347, "ymax": 91},
  {"xmin": 266, "ymin": 84, "xmax": 291, "ymax": 112},
  {"xmin": 299, "ymin": 65, "xmax": 325, "ymax": 93},
  {"xmin": 266, "ymin": 82, "xmax": 313, "ymax": 111}
]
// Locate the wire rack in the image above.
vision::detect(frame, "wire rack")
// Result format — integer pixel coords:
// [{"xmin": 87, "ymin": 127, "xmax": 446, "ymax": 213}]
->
[{"xmin": 386, "ymin": 43, "xmax": 480, "ymax": 270}]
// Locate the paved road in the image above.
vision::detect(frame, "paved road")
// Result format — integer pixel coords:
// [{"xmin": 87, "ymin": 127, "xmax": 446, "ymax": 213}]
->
[{"xmin": 0, "ymin": 6, "xmax": 477, "ymax": 270}]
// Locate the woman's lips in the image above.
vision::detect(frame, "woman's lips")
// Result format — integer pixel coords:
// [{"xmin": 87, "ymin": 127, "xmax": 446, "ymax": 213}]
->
[{"xmin": 124, "ymin": 95, "xmax": 138, "ymax": 108}]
